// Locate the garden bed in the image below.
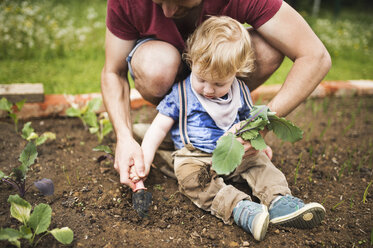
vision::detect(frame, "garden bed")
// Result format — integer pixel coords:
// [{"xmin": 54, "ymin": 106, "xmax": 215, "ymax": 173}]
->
[{"xmin": 1, "ymin": 96, "xmax": 372, "ymax": 247}]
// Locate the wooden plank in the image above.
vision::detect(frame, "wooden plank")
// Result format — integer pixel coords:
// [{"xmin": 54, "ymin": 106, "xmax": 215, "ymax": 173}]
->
[{"xmin": 0, "ymin": 83, "xmax": 44, "ymax": 103}]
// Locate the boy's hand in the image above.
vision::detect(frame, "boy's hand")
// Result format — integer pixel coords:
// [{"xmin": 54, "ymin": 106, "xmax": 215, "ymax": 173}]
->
[{"xmin": 226, "ymin": 122, "xmax": 273, "ymax": 160}]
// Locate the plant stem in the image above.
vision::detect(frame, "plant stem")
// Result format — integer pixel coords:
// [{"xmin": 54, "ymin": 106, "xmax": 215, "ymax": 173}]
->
[
  {"xmin": 234, "ymin": 106, "xmax": 268, "ymax": 136},
  {"xmin": 1, "ymin": 178, "xmax": 21, "ymax": 194}
]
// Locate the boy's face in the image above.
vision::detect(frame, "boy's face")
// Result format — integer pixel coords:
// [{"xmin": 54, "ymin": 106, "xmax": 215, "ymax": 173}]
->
[
  {"xmin": 152, "ymin": 0, "xmax": 202, "ymax": 18},
  {"xmin": 191, "ymin": 65, "xmax": 235, "ymax": 99}
]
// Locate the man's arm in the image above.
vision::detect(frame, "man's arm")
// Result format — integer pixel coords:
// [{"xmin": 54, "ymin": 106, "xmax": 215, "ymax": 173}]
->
[
  {"xmin": 142, "ymin": 113, "xmax": 175, "ymax": 172},
  {"xmin": 101, "ymin": 28, "xmax": 139, "ymax": 190},
  {"xmin": 257, "ymin": 1, "xmax": 332, "ymax": 117}
]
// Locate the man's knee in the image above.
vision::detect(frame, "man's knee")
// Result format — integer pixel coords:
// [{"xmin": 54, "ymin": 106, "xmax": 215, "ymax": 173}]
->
[{"xmin": 131, "ymin": 41, "xmax": 181, "ymax": 101}]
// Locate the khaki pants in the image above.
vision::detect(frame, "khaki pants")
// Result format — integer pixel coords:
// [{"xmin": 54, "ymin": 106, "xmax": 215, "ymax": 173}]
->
[{"xmin": 173, "ymin": 147, "xmax": 291, "ymax": 224}]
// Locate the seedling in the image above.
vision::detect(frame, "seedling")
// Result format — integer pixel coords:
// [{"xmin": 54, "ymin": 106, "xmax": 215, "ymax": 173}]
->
[
  {"xmin": 308, "ymin": 161, "xmax": 315, "ymax": 183},
  {"xmin": 0, "ymin": 194, "xmax": 73, "ymax": 247},
  {"xmin": 0, "ymin": 97, "xmax": 25, "ymax": 132},
  {"xmin": 66, "ymin": 97, "xmax": 102, "ymax": 130},
  {"xmin": 212, "ymin": 105, "xmax": 303, "ymax": 175},
  {"xmin": 21, "ymin": 122, "xmax": 56, "ymax": 146},
  {"xmin": 294, "ymin": 152, "xmax": 302, "ymax": 185},
  {"xmin": 362, "ymin": 181, "xmax": 372, "ymax": 204},
  {"xmin": 331, "ymin": 199, "xmax": 344, "ymax": 211},
  {"xmin": 322, "ymin": 97, "xmax": 330, "ymax": 114},
  {"xmin": 61, "ymin": 165, "xmax": 71, "ymax": 186},
  {"xmin": 337, "ymin": 161, "xmax": 347, "ymax": 181},
  {"xmin": 342, "ymin": 112, "xmax": 356, "ymax": 136},
  {"xmin": 319, "ymin": 117, "xmax": 332, "ymax": 139},
  {"xmin": 0, "ymin": 142, "xmax": 54, "ymax": 197},
  {"xmin": 349, "ymin": 194, "xmax": 355, "ymax": 209},
  {"xmin": 88, "ymin": 112, "xmax": 113, "ymax": 144}
]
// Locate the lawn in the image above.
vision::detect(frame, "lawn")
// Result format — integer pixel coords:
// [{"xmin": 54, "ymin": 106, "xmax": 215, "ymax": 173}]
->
[{"xmin": 0, "ymin": 0, "xmax": 372, "ymax": 94}]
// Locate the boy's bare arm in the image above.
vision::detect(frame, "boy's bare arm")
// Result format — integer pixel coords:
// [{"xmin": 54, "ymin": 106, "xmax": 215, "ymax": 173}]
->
[{"xmin": 141, "ymin": 113, "xmax": 175, "ymax": 176}]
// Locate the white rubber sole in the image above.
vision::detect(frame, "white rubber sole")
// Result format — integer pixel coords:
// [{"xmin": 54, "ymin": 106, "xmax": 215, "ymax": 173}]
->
[
  {"xmin": 252, "ymin": 205, "xmax": 269, "ymax": 241},
  {"xmin": 270, "ymin": 202, "xmax": 325, "ymax": 229}
]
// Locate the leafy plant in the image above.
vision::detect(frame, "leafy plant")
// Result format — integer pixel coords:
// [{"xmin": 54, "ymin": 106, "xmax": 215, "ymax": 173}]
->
[
  {"xmin": 0, "ymin": 97, "xmax": 25, "ymax": 132},
  {"xmin": 21, "ymin": 122, "xmax": 56, "ymax": 146},
  {"xmin": 0, "ymin": 194, "xmax": 73, "ymax": 247},
  {"xmin": 0, "ymin": 142, "xmax": 54, "ymax": 197},
  {"xmin": 212, "ymin": 105, "xmax": 303, "ymax": 175},
  {"xmin": 66, "ymin": 97, "xmax": 102, "ymax": 130},
  {"xmin": 66, "ymin": 98, "xmax": 112, "ymax": 143},
  {"xmin": 89, "ymin": 112, "xmax": 113, "ymax": 144}
]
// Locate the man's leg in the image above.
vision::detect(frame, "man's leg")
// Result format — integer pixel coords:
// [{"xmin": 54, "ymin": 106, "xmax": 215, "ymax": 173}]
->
[
  {"xmin": 130, "ymin": 40, "xmax": 184, "ymax": 105},
  {"xmin": 244, "ymin": 30, "xmax": 285, "ymax": 91}
]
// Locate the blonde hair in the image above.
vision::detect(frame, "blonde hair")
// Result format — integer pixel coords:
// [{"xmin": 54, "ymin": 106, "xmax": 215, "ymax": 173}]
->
[{"xmin": 183, "ymin": 16, "xmax": 255, "ymax": 80}]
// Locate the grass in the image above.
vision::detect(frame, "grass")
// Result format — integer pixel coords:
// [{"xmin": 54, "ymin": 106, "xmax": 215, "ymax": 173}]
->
[{"xmin": 0, "ymin": 1, "xmax": 372, "ymax": 94}]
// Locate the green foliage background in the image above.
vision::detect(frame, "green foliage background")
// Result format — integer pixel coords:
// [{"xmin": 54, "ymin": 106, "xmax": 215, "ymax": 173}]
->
[{"xmin": 0, "ymin": 0, "xmax": 372, "ymax": 94}]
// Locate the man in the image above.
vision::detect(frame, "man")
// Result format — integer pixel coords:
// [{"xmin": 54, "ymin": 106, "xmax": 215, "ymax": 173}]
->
[{"xmin": 100, "ymin": 0, "xmax": 331, "ymax": 190}]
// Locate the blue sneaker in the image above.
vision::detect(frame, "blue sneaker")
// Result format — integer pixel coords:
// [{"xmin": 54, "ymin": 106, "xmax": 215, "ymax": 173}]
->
[
  {"xmin": 233, "ymin": 200, "xmax": 269, "ymax": 241},
  {"xmin": 269, "ymin": 195, "xmax": 325, "ymax": 229}
]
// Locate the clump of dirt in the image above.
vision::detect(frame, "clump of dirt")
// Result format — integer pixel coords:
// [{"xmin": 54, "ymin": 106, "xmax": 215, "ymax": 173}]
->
[{"xmin": 1, "ymin": 96, "xmax": 372, "ymax": 248}]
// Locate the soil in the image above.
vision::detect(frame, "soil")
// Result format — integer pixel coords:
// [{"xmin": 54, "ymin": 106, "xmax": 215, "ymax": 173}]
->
[{"xmin": 1, "ymin": 96, "xmax": 372, "ymax": 248}]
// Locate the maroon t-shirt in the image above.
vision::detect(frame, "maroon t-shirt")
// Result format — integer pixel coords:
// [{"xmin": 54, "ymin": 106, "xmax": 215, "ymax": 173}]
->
[{"xmin": 106, "ymin": 0, "xmax": 282, "ymax": 51}]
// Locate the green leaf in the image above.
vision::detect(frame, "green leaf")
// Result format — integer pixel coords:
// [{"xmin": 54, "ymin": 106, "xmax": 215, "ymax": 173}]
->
[
  {"xmin": 28, "ymin": 203, "xmax": 51, "ymax": 235},
  {"xmin": 0, "ymin": 97, "xmax": 12, "ymax": 112},
  {"xmin": 250, "ymin": 135, "xmax": 267, "ymax": 150},
  {"xmin": 93, "ymin": 145, "xmax": 113, "ymax": 154},
  {"xmin": 19, "ymin": 142, "xmax": 38, "ymax": 167},
  {"xmin": 240, "ymin": 128, "xmax": 260, "ymax": 141},
  {"xmin": 0, "ymin": 228, "xmax": 21, "ymax": 248},
  {"xmin": 268, "ymin": 115, "xmax": 303, "ymax": 143},
  {"xmin": 87, "ymin": 98, "xmax": 102, "ymax": 112},
  {"xmin": 66, "ymin": 107, "xmax": 81, "ymax": 117},
  {"xmin": 83, "ymin": 111, "xmax": 98, "ymax": 128},
  {"xmin": 101, "ymin": 120, "xmax": 113, "ymax": 136},
  {"xmin": 50, "ymin": 227, "xmax": 74, "ymax": 244},
  {"xmin": 8, "ymin": 194, "xmax": 32, "ymax": 224},
  {"xmin": 15, "ymin": 99, "xmax": 26, "ymax": 111},
  {"xmin": 19, "ymin": 226, "xmax": 32, "ymax": 239},
  {"xmin": 9, "ymin": 112, "xmax": 17, "ymax": 122},
  {"xmin": 0, "ymin": 170, "xmax": 6, "ymax": 179},
  {"xmin": 17, "ymin": 142, "xmax": 38, "ymax": 178},
  {"xmin": 41, "ymin": 132, "xmax": 56, "ymax": 140},
  {"xmin": 21, "ymin": 122, "xmax": 34, "ymax": 139},
  {"xmin": 35, "ymin": 136, "xmax": 48, "ymax": 146},
  {"xmin": 212, "ymin": 133, "xmax": 244, "ymax": 175},
  {"xmin": 249, "ymin": 105, "xmax": 270, "ymax": 121}
]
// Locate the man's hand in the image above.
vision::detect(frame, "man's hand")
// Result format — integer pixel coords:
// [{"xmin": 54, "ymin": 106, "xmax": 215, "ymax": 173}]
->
[{"xmin": 114, "ymin": 138, "xmax": 145, "ymax": 190}]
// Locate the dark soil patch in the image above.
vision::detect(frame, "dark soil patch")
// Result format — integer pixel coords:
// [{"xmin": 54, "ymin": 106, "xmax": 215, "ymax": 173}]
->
[{"xmin": 1, "ymin": 96, "xmax": 372, "ymax": 248}]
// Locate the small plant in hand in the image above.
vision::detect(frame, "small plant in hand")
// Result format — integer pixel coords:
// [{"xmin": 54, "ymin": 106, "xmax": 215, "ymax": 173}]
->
[
  {"xmin": 0, "ymin": 97, "xmax": 26, "ymax": 132},
  {"xmin": 0, "ymin": 194, "xmax": 73, "ymax": 247},
  {"xmin": 212, "ymin": 105, "xmax": 303, "ymax": 175},
  {"xmin": 0, "ymin": 142, "xmax": 54, "ymax": 197},
  {"xmin": 21, "ymin": 122, "xmax": 56, "ymax": 146}
]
